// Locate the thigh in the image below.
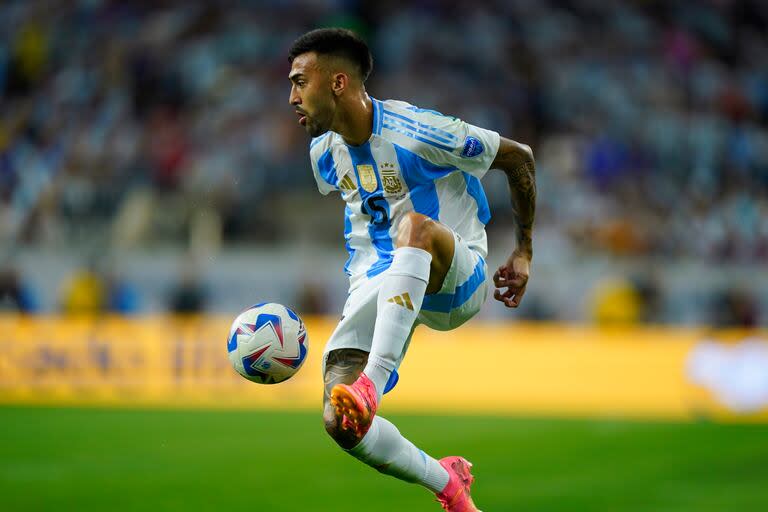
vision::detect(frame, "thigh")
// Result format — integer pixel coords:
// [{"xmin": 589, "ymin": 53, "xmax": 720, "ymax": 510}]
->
[
  {"xmin": 399, "ymin": 215, "xmax": 456, "ymax": 295},
  {"xmin": 425, "ymin": 220, "xmax": 457, "ymax": 294},
  {"xmin": 419, "ymin": 233, "xmax": 488, "ymax": 331}
]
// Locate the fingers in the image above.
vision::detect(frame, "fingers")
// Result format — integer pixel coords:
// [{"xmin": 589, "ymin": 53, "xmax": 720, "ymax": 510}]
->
[
  {"xmin": 495, "ymin": 274, "xmax": 527, "ymax": 290},
  {"xmin": 493, "ymin": 289, "xmax": 518, "ymax": 307},
  {"xmin": 493, "ymin": 267, "xmax": 516, "ymax": 288},
  {"xmin": 493, "ymin": 285, "xmax": 527, "ymax": 308},
  {"xmin": 493, "ymin": 268, "xmax": 505, "ymax": 287},
  {"xmin": 493, "ymin": 289, "xmax": 512, "ymax": 307},
  {"xmin": 494, "ymin": 266, "xmax": 528, "ymax": 289},
  {"xmin": 508, "ymin": 286, "xmax": 526, "ymax": 308},
  {"xmin": 494, "ymin": 264, "xmax": 529, "ymax": 308}
]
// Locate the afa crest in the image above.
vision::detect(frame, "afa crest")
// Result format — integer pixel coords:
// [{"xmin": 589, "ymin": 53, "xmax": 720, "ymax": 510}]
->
[
  {"xmin": 357, "ymin": 164, "xmax": 378, "ymax": 192},
  {"xmin": 380, "ymin": 163, "xmax": 403, "ymax": 194}
]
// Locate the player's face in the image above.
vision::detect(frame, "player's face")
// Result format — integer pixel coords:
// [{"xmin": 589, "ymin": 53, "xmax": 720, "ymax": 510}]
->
[{"xmin": 288, "ymin": 52, "xmax": 335, "ymax": 137}]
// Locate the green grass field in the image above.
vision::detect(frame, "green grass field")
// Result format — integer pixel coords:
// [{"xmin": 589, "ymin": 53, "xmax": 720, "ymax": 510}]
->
[{"xmin": 1, "ymin": 407, "xmax": 767, "ymax": 511}]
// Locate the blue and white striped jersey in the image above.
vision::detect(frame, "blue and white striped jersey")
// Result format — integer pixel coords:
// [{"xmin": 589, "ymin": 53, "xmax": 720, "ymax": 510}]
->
[{"xmin": 309, "ymin": 98, "xmax": 500, "ymax": 291}]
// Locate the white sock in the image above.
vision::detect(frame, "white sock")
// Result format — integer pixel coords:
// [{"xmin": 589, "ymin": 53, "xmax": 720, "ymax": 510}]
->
[
  {"xmin": 364, "ymin": 247, "xmax": 432, "ymax": 400},
  {"xmin": 348, "ymin": 415, "xmax": 450, "ymax": 493}
]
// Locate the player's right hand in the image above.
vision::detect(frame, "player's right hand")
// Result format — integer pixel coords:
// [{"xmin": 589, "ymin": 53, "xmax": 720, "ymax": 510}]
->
[{"xmin": 493, "ymin": 249, "xmax": 531, "ymax": 308}]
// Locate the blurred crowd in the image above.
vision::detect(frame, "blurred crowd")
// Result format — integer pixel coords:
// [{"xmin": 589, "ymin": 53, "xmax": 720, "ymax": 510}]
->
[{"xmin": 0, "ymin": 0, "xmax": 766, "ymax": 323}]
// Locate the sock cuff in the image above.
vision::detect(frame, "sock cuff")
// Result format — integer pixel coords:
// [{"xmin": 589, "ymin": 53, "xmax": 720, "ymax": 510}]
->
[
  {"xmin": 367, "ymin": 354, "xmax": 397, "ymax": 372},
  {"xmin": 346, "ymin": 418, "xmax": 380, "ymax": 455},
  {"xmin": 389, "ymin": 247, "xmax": 432, "ymax": 280},
  {"xmin": 424, "ymin": 456, "xmax": 451, "ymax": 494}
]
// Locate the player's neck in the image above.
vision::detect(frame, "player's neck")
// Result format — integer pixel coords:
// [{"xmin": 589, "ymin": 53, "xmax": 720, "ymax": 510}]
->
[{"xmin": 334, "ymin": 93, "xmax": 373, "ymax": 147}]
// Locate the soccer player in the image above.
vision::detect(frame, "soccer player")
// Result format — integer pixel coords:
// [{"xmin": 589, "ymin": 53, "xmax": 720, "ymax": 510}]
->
[{"xmin": 288, "ymin": 28, "xmax": 535, "ymax": 511}]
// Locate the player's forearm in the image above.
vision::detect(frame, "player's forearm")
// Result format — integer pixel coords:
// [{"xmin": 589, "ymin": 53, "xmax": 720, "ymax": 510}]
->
[{"xmin": 496, "ymin": 139, "xmax": 536, "ymax": 256}]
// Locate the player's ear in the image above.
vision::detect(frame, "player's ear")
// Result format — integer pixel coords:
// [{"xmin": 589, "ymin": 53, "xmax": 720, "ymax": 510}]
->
[{"xmin": 331, "ymin": 72, "xmax": 348, "ymax": 96}]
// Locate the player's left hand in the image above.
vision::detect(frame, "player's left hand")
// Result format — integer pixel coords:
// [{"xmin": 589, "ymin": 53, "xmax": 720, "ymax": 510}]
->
[{"xmin": 493, "ymin": 249, "xmax": 531, "ymax": 308}]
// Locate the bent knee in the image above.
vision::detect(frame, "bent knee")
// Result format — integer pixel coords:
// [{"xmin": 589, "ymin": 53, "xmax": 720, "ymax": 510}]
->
[
  {"xmin": 323, "ymin": 409, "xmax": 339, "ymax": 437},
  {"xmin": 323, "ymin": 408, "xmax": 361, "ymax": 449},
  {"xmin": 396, "ymin": 212, "xmax": 436, "ymax": 251}
]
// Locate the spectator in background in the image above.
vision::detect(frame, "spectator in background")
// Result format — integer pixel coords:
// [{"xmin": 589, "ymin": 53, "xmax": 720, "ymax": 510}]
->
[
  {"xmin": 633, "ymin": 273, "xmax": 663, "ymax": 324},
  {"xmin": 58, "ymin": 260, "xmax": 141, "ymax": 315},
  {"xmin": 168, "ymin": 261, "xmax": 207, "ymax": 313},
  {"xmin": 60, "ymin": 264, "xmax": 106, "ymax": 315},
  {"xmin": 0, "ymin": 264, "xmax": 37, "ymax": 312},
  {"xmin": 589, "ymin": 273, "xmax": 664, "ymax": 326},
  {"xmin": 589, "ymin": 276, "xmax": 643, "ymax": 326},
  {"xmin": 714, "ymin": 288, "xmax": 759, "ymax": 328},
  {"xmin": 104, "ymin": 269, "xmax": 141, "ymax": 315},
  {"xmin": 295, "ymin": 280, "xmax": 332, "ymax": 316},
  {"xmin": 0, "ymin": 0, "xmax": 764, "ymax": 262}
]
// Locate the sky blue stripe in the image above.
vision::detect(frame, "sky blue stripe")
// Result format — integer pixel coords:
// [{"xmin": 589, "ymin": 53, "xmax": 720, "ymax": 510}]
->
[
  {"xmin": 342, "ymin": 205, "xmax": 355, "ymax": 276},
  {"xmin": 366, "ymin": 259, "xmax": 392, "ymax": 279},
  {"xmin": 383, "ymin": 123, "xmax": 455, "ymax": 152},
  {"xmin": 453, "ymin": 257, "xmax": 486, "ymax": 307},
  {"xmin": 394, "ymin": 145, "xmax": 440, "ymax": 220},
  {"xmin": 405, "ymin": 106, "xmax": 451, "ymax": 119},
  {"xmin": 383, "ymin": 109, "xmax": 458, "ymax": 141},
  {"xmin": 421, "ymin": 291, "xmax": 452, "ymax": 312},
  {"xmin": 383, "ymin": 115, "xmax": 455, "ymax": 145},
  {"xmin": 463, "ymin": 172, "xmax": 491, "ymax": 224},
  {"xmin": 316, "ymin": 148, "xmax": 338, "ymax": 189},
  {"xmin": 372, "ymin": 98, "xmax": 383, "ymax": 135},
  {"xmin": 310, "ymin": 132, "xmax": 331, "ymax": 150},
  {"xmin": 346, "ymin": 142, "xmax": 394, "ymax": 278},
  {"xmin": 422, "ymin": 257, "xmax": 486, "ymax": 313},
  {"xmin": 392, "ymin": 143, "xmax": 456, "ymax": 183}
]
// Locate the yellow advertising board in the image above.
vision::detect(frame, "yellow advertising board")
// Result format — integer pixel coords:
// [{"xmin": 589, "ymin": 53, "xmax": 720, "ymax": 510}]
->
[{"xmin": 0, "ymin": 315, "xmax": 766, "ymax": 422}]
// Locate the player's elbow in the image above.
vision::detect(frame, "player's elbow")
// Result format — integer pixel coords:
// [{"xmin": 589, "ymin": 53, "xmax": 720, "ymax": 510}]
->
[
  {"xmin": 494, "ymin": 137, "xmax": 534, "ymax": 171},
  {"xmin": 519, "ymin": 143, "xmax": 534, "ymax": 164},
  {"xmin": 511, "ymin": 140, "xmax": 534, "ymax": 168}
]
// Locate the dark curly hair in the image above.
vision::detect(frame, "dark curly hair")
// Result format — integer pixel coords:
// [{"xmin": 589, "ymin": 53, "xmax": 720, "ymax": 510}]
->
[{"xmin": 288, "ymin": 28, "xmax": 373, "ymax": 82}]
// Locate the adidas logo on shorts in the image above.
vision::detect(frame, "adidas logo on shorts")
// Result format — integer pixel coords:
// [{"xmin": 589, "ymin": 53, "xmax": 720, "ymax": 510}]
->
[{"xmin": 387, "ymin": 292, "xmax": 414, "ymax": 311}]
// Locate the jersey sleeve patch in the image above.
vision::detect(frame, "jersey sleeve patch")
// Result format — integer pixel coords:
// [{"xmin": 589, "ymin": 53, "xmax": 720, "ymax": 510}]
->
[{"xmin": 461, "ymin": 136, "xmax": 485, "ymax": 158}]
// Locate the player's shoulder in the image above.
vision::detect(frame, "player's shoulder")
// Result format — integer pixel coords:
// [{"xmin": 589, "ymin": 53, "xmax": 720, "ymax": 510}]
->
[
  {"xmin": 380, "ymin": 99, "xmax": 461, "ymax": 128},
  {"xmin": 309, "ymin": 131, "xmax": 338, "ymax": 162},
  {"xmin": 378, "ymin": 99, "xmax": 463, "ymax": 154}
]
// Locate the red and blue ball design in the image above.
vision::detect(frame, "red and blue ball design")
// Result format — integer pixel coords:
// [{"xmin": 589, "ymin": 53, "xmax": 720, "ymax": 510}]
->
[{"xmin": 227, "ymin": 303, "xmax": 309, "ymax": 384}]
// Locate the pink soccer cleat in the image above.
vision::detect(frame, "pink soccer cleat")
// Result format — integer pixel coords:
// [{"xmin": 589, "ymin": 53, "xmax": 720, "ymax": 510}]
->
[
  {"xmin": 435, "ymin": 456, "xmax": 481, "ymax": 512},
  {"xmin": 330, "ymin": 372, "xmax": 378, "ymax": 438}
]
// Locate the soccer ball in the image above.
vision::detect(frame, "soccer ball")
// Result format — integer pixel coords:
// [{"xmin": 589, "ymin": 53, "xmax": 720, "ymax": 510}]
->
[{"xmin": 227, "ymin": 302, "xmax": 309, "ymax": 384}]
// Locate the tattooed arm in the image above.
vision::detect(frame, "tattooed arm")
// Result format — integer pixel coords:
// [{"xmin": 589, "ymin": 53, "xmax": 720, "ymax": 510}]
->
[{"xmin": 489, "ymin": 137, "xmax": 536, "ymax": 308}]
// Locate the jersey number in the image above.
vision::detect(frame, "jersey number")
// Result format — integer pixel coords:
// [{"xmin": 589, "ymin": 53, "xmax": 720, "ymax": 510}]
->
[{"xmin": 362, "ymin": 195, "xmax": 389, "ymax": 225}]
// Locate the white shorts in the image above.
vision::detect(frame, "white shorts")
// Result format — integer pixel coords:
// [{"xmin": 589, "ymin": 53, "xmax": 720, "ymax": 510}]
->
[{"xmin": 322, "ymin": 231, "xmax": 489, "ymax": 372}]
